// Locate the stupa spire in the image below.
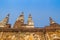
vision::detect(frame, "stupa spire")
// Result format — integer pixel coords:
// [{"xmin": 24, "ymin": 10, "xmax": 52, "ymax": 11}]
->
[
  {"xmin": 1, "ymin": 14, "xmax": 9, "ymax": 24},
  {"xmin": 27, "ymin": 14, "xmax": 34, "ymax": 26},
  {"xmin": 49, "ymin": 17, "xmax": 55, "ymax": 24},
  {"xmin": 16, "ymin": 12, "xmax": 24, "ymax": 23}
]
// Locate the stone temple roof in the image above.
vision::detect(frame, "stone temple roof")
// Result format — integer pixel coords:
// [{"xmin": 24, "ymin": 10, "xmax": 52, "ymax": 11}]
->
[
  {"xmin": 0, "ymin": 25, "xmax": 60, "ymax": 32},
  {"xmin": 0, "ymin": 13, "xmax": 60, "ymax": 32}
]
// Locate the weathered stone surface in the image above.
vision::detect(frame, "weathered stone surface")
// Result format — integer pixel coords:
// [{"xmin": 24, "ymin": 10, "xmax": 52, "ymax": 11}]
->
[
  {"xmin": 0, "ymin": 13, "xmax": 60, "ymax": 40},
  {"xmin": 0, "ymin": 32, "xmax": 44, "ymax": 40},
  {"xmin": 0, "ymin": 30, "xmax": 60, "ymax": 40}
]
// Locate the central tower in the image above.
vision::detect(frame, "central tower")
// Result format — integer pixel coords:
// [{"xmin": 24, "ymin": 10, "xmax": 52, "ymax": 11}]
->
[{"xmin": 13, "ymin": 12, "xmax": 24, "ymax": 28}]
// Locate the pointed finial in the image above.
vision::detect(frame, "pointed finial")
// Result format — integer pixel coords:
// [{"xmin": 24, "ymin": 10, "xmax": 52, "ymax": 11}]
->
[
  {"xmin": 29, "ymin": 14, "xmax": 32, "ymax": 18},
  {"xmin": 21, "ymin": 12, "xmax": 24, "ymax": 15},
  {"xmin": 6, "ymin": 14, "xmax": 10, "ymax": 18},
  {"xmin": 21, "ymin": 12, "xmax": 24, "ymax": 14},
  {"xmin": 19, "ymin": 12, "xmax": 24, "ymax": 17},
  {"xmin": 49, "ymin": 17, "xmax": 55, "ymax": 24}
]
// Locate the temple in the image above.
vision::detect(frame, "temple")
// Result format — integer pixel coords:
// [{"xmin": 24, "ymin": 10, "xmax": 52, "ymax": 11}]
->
[{"xmin": 0, "ymin": 12, "xmax": 60, "ymax": 40}]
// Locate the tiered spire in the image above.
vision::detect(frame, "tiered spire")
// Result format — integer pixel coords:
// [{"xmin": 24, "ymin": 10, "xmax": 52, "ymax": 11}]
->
[
  {"xmin": 27, "ymin": 14, "xmax": 34, "ymax": 26},
  {"xmin": 49, "ymin": 17, "xmax": 55, "ymax": 25},
  {"xmin": 1, "ymin": 14, "xmax": 9, "ymax": 24},
  {"xmin": 13, "ymin": 12, "xmax": 24, "ymax": 28},
  {"xmin": 0, "ymin": 14, "xmax": 10, "ymax": 27},
  {"xmin": 17, "ymin": 12, "xmax": 24, "ymax": 23}
]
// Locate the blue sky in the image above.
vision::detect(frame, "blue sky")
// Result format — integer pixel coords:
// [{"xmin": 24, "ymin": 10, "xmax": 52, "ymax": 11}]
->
[{"xmin": 0, "ymin": 0, "xmax": 60, "ymax": 27}]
